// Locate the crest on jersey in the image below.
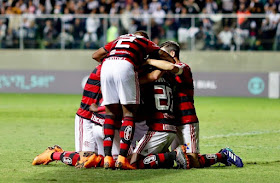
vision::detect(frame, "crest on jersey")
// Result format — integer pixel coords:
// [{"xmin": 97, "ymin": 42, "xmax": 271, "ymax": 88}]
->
[
  {"xmin": 143, "ymin": 155, "xmax": 156, "ymax": 164},
  {"xmin": 124, "ymin": 126, "xmax": 133, "ymax": 141}
]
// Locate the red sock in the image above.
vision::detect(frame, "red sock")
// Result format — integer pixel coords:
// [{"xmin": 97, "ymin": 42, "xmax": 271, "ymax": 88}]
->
[
  {"xmin": 138, "ymin": 155, "xmax": 157, "ymax": 169},
  {"xmin": 216, "ymin": 153, "xmax": 223, "ymax": 162},
  {"xmin": 119, "ymin": 116, "xmax": 135, "ymax": 157},
  {"xmin": 137, "ymin": 152, "xmax": 176, "ymax": 169},
  {"xmin": 104, "ymin": 115, "xmax": 115, "ymax": 156},
  {"xmin": 51, "ymin": 152, "xmax": 80, "ymax": 166},
  {"xmin": 51, "ymin": 151, "xmax": 75, "ymax": 161},
  {"xmin": 198, "ymin": 153, "xmax": 221, "ymax": 167},
  {"xmin": 51, "ymin": 152, "xmax": 62, "ymax": 161}
]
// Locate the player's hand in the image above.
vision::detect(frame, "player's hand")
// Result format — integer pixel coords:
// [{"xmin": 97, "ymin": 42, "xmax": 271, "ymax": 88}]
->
[{"xmin": 89, "ymin": 104, "xmax": 99, "ymax": 112}]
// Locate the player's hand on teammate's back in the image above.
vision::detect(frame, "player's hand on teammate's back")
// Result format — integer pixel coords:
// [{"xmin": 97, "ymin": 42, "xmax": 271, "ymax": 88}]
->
[{"xmin": 89, "ymin": 104, "xmax": 99, "ymax": 112}]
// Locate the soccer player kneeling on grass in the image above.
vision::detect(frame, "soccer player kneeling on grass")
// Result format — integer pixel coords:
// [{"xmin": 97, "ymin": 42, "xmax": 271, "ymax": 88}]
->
[
  {"xmin": 138, "ymin": 41, "xmax": 243, "ymax": 169},
  {"xmin": 32, "ymin": 64, "xmax": 118, "ymax": 168},
  {"xmin": 91, "ymin": 31, "xmax": 176, "ymax": 169}
]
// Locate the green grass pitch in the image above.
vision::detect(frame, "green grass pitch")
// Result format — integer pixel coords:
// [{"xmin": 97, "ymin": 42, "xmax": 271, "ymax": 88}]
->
[{"xmin": 0, "ymin": 93, "xmax": 279, "ymax": 182}]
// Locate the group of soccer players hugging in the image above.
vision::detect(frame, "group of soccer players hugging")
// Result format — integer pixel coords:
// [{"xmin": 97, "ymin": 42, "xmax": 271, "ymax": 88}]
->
[{"xmin": 32, "ymin": 31, "xmax": 243, "ymax": 170}]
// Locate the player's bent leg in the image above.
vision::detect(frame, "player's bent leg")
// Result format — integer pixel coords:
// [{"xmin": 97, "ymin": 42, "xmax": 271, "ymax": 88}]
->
[
  {"xmin": 115, "ymin": 104, "xmax": 138, "ymax": 169},
  {"xmin": 131, "ymin": 131, "xmax": 177, "ymax": 169},
  {"xmin": 198, "ymin": 153, "xmax": 224, "ymax": 168},
  {"xmin": 136, "ymin": 145, "xmax": 190, "ymax": 169},
  {"xmin": 171, "ymin": 125, "xmax": 184, "ymax": 151},
  {"xmin": 197, "ymin": 147, "xmax": 243, "ymax": 168},
  {"xmin": 93, "ymin": 123, "xmax": 105, "ymax": 156},
  {"xmin": 75, "ymin": 116, "xmax": 95, "ymax": 152},
  {"xmin": 181, "ymin": 123, "xmax": 200, "ymax": 154},
  {"xmin": 103, "ymin": 104, "xmax": 122, "ymax": 169},
  {"xmin": 118, "ymin": 116, "xmax": 135, "ymax": 156},
  {"xmin": 75, "ymin": 115, "xmax": 83, "ymax": 152},
  {"xmin": 53, "ymin": 151, "xmax": 80, "ymax": 166}
]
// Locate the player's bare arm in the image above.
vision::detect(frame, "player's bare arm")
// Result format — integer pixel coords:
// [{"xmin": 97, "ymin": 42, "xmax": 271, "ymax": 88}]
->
[
  {"xmin": 139, "ymin": 70, "xmax": 164, "ymax": 84},
  {"xmin": 146, "ymin": 59, "xmax": 183, "ymax": 75},
  {"xmin": 92, "ymin": 47, "xmax": 108, "ymax": 62}
]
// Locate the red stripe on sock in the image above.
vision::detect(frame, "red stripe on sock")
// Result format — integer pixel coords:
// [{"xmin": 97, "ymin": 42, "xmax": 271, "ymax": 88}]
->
[
  {"xmin": 104, "ymin": 140, "xmax": 113, "ymax": 147},
  {"xmin": 150, "ymin": 160, "xmax": 157, "ymax": 168},
  {"xmin": 104, "ymin": 129, "xmax": 114, "ymax": 135},
  {"xmin": 198, "ymin": 154, "xmax": 205, "ymax": 167},
  {"xmin": 122, "ymin": 121, "xmax": 134, "ymax": 127},
  {"xmin": 63, "ymin": 152, "xmax": 71, "ymax": 158},
  {"xmin": 71, "ymin": 153, "xmax": 80, "ymax": 166},
  {"xmin": 120, "ymin": 143, "xmax": 129, "ymax": 150},
  {"xmin": 105, "ymin": 117, "xmax": 114, "ymax": 125},
  {"xmin": 216, "ymin": 153, "xmax": 223, "ymax": 162},
  {"xmin": 158, "ymin": 153, "xmax": 165, "ymax": 163},
  {"xmin": 52, "ymin": 152, "xmax": 62, "ymax": 161}
]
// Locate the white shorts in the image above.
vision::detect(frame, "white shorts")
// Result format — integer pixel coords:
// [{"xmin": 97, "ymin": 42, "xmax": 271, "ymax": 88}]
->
[
  {"xmin": 101, "ymin": 59, "xmax": 140, "ymax": 105},
  {"xmin": 133, "ymin": 131, "xmax": 176, "ymax": 156},
  {"xmin": 75, "ymin": 114, "xmax": 120, "ymax": 158},
  {"xmin": 171, "ymin": 123, "xmax": 200, "ymax": 153},
  {"xmin": 75, "ymin": 115, "xmax": 93, "ymax": 152}
]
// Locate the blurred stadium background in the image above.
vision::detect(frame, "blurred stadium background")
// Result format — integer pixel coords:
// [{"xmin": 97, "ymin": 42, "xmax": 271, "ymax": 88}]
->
[{"xmin": 0, "ymin": 0, "xmax": 280, "ymax": 97}]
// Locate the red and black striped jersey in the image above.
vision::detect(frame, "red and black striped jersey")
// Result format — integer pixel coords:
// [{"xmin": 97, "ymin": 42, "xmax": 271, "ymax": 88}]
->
[
  {"xmin": 103, "ymin": 34, "xmax": 160, "ymax": 69},
  {"xmin": 76, "ymin": 64, "xmax": 105, "ymax": 122},
  {"xmin": 174, "ymin": 62, "xmax": 199, "ymax": 125},
  {"xmin": 141, "ymin": 72, "xmax": 177, "ymax": 132}
]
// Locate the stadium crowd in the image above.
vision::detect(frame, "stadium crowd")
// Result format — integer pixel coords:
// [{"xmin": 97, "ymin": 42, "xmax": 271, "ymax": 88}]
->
[{"xmin": 0, "ymin": 0, "xmax": 280, "ymax": 50}]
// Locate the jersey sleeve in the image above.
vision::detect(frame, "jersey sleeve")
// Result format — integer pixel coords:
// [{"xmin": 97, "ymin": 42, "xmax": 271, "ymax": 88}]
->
[
  {"xmin": 146, "ymin": 40, "xmax": 160, "ymax": 54},
  {"xmin": 175, "ymin": 63, "xmax": 192, "ymax": 83},
  {"xmin": 103, "ymin": 40, "xmax": 115, "ymax": 53}
]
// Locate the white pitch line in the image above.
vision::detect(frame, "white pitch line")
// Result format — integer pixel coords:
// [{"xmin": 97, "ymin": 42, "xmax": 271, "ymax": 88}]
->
[
  {"xmin": 201, "ymin": 144, "xmax": 280, "ymax": 149},
  {"xmin": 201, "ymin": 130, "xmax": 280, "ymax": 139}
]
